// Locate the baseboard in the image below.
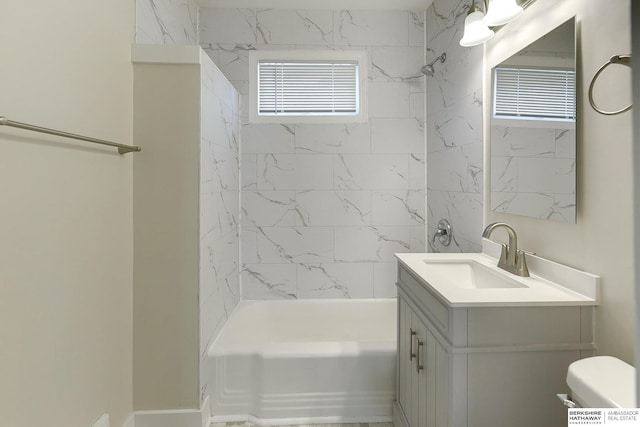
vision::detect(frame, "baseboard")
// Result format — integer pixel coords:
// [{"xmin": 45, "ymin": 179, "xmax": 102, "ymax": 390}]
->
[
  {"xmin": 392, "ymin": 401, "xmax": 409, "ymax": 427},
  {"xmin": 122, "ymin": 413, "xmax": 135, "ymax": 427},
  {"xmin": 132, "ymin": 396, "xmax": 210, "ymax": 427}
]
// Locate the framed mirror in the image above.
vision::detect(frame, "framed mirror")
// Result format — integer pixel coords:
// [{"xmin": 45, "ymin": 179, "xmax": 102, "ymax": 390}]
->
[{"xmin": 490, "ymin": 17, "xmax": 576, "ymax": 223}]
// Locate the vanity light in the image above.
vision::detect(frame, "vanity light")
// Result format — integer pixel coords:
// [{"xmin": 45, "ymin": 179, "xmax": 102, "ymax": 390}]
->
[
  {"xmin": 459, "ymin": 0, "xmax": 495, "ymax": 47},
  {"xmin": 483, "ymin": 0, "xmax": 523, "ymax": 26},
  {"xmin": 460, "ymin": 0, "xmax": 524, "ymax": 47}
]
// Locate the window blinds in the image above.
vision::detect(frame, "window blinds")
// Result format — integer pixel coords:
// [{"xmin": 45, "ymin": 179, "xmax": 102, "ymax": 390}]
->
[
  {"xmin": 493, "ymin": 67, "xmax": 576, "ymax": 120},
  {"xmin": 258, "ymin": 61, "xmax": 359, "ymax": 115}
]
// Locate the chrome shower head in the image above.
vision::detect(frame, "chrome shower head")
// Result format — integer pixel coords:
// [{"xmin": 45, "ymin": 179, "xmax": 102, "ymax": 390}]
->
[
  {"xmin": 421, "ymin": 64, "xmax": 435, "ymax": 76},
  {"xmin": 421, "ymin": 52, "xmax": 446, "ymax": 77}
]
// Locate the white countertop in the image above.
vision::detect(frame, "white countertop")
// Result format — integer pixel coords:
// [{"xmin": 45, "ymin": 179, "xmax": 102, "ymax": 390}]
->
[{"xmin": 396, "ymin": 252, "xmax": 599, "ymax": 307}]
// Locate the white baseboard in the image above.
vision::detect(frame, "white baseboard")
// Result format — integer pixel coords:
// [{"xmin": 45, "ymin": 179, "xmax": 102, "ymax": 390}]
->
[
  {"xmin": 392, "ymin": 401, "xmax": 409, "ymax": 427},
  {"xmin": 122, "ymin": 413, "xmax": 135, "ymax": 427},
  {"xmin": 132, "ymin": 396, "xmax": 210, "ymax": 427},
  {"xmin": 92, "ymin": 414, "xmax": 110, "ymax": 427}
]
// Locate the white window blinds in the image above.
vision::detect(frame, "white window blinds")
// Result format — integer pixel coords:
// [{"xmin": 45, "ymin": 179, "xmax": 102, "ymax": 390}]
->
[
  {"xmin": 258, "ymin": 61, "xmax": 359, "ymax": 116},
  {"xmin": 493, "ymin": 67, "xmax": 576, "ymax": 121}
]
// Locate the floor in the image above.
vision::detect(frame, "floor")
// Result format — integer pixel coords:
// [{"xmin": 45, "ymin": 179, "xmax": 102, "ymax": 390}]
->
[{"xmin": 212, "ymin": 423, "xmax": 394, "ymax": 427}]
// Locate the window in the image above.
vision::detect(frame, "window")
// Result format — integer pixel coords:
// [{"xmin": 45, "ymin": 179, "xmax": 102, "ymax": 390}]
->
[
  {"xmin": 493, "ymin": 67, "xmax": 576, "ymax": 121},
  {"xmin": 249, "ymin": 51, "xmax": 367, "ymax": 123}
]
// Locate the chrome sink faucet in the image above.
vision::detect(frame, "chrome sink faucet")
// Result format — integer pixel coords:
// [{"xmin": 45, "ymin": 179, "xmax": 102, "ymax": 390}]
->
[{"xmin": 482, "ymin": 222, "xmax": 530, "ymax": 277}]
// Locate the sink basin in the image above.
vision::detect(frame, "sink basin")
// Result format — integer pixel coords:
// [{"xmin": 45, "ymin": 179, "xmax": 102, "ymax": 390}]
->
[{"xmin": 422, "ymin": 259, "xmax": 528, "ymax": 289}]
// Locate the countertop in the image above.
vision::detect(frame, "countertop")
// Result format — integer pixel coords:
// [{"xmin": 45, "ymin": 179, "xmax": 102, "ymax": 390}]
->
[{"xmin": 396, "ymin": 252, "xmax": 599, "ymax": 307}]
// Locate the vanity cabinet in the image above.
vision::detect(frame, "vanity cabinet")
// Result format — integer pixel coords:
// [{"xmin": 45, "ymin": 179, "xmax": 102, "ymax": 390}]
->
[
  {"xmin": 394, "ymin": 262, "xmax": 596, "ymax": 427},
  {"xmin": 398, "ymin": 297, "xmax": 449, "ymax": 427}
]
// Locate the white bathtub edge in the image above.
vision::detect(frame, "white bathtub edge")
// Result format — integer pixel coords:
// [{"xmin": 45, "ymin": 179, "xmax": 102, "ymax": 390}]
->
[
  {"xmin": 208, "ymin": 298, "xmax": 397, "ymax": 421},
  {"xmin": 210, "ymin": 414, "xmax": 393, "ymax": 427}
]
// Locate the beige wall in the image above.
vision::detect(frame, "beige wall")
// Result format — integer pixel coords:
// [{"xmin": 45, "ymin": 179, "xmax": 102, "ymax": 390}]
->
[
  {"xmin": 133, "ymin": 64, "xmax": 201, "ymax": 410},
  {"xmin": 485, "ymin": 0, "xmax": 634, "ymax": 363},
  {"xmin": 0, "ymin": 1, "xmax": 134, "ymax": 426}
]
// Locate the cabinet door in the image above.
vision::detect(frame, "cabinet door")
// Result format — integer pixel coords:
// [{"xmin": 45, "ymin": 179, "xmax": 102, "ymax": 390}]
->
[
  {"xmin": 397, "ymin": 297, "xmax": 411, "ymax": 417},
  {"xmin": 407, "ymin": 308, "xmax": 421, "ymax": 427},
  {"xmin": 420, "ymin": 317, "xmax": 450, "ymax": 427},
  {"xmin": 399, "ymin": 296, "xmax": 419, "ymax": 425},
  {"xmin": 399, "ymin": 296, "xmax": 450, "ymax": 427},
  {"xmin": 433, "ymin": 332, "xmax": 449, "ymax": 427},
  {"xmin": 413, "ymin": 312, "xmax": 429, "ymax": 427},
  {"xmin": 423, "ymin": 327, "xmax": 435, "ymax": 427}
]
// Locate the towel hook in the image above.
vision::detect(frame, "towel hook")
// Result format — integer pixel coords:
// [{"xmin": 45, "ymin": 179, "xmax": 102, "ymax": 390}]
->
[{"xmin": 588, "ymin": 54, "xmax": 632, "ymax": 116}]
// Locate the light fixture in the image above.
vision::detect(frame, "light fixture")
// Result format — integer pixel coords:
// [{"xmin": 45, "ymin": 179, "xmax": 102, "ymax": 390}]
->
[
  {"xmin": 459, "ymin": 0, "xmax": 495, "ymax": 47},
  {"xmin": 460, "ymin": 0, "xmax": 525, "ymax": 47},
  {"xmin": 483, "ymin": 0, "xmax": 523, "ymax": 27}
]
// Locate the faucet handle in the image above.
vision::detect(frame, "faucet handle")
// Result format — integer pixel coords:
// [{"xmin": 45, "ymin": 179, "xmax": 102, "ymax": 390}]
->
[
  {"xmin": 432, "ymin": 219, "xmax": 452, "ymax": 246},
  {"xmin": 516, "ymin": 249, "xmax": 531, "ymax": 277},
  {"xmin": 497, "ymin": 242, "xmax": 508, "ymax": 265}
]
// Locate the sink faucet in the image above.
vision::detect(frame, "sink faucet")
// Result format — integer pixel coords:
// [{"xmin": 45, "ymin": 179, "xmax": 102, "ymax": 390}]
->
[{"xmin": 482, "ymin": 222, "xmax": 530, "ymax": 277}]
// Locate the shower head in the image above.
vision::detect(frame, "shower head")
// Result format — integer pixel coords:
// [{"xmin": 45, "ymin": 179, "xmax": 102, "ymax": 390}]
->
[
  {"xmin": 421, "ymin": 64, "xmax": 435, "ymax": 76},
  {"xmin": 421, "ymin": 52, "xmax": 446, "ymax": 76}
]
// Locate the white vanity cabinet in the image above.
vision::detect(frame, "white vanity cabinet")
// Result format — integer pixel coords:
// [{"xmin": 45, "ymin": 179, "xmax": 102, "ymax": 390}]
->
[
  {"xmin": 398, "ymin": 296, "xmax": 449, "ymax": 427},
  {"xmin": 394, "ymin": 260, "xmax": 597, "ymax": 427}
]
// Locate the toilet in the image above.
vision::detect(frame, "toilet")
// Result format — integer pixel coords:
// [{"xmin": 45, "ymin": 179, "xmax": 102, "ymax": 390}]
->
[{"xmin": 561, "ymin": 356, "xmax": 636, "ymax": 408}]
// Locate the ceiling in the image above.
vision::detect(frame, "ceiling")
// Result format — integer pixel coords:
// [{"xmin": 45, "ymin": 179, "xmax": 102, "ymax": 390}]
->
[{"xmin": 197, "ymin": 0, "xmax": 435, "ymax": 10}]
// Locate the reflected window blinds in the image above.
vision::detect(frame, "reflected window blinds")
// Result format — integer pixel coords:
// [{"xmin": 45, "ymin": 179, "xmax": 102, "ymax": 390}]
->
[{"xmin": 493, "ymin": 67, "xmax": 576, "ymax": 121}]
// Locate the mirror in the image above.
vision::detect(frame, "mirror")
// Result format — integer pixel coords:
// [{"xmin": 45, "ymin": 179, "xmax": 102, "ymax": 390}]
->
[{"xmin": 490, "ymin": 18, "xmax": 576, "ymax": 223}]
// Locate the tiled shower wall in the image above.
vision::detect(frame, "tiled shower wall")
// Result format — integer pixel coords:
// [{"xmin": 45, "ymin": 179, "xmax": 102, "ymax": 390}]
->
[
  {"xmin": 200, "ymin": 9, "xmax": 427, "ymax": 299},
  {"xmin": 136, "ymin": 0, "xmax": 198, "ymax": 44},
  {"xmin": 426, "ymin": 0, "xmax": 484, "ymax": 253},
  {"xmin": 199, "ymin": 55, "xmax": 241, "ymax": 403}
]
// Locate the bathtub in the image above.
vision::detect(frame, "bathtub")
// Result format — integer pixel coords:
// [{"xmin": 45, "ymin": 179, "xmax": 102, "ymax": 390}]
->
[{"xmin": 207, "ymin": 298, "xmax": 397, "ymax": 425}]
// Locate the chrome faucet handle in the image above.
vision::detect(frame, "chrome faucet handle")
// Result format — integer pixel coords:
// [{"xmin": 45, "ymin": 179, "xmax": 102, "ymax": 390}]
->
[{"xmin": 432, "ymin": 228, "xmax": 446, "ymax": 243}]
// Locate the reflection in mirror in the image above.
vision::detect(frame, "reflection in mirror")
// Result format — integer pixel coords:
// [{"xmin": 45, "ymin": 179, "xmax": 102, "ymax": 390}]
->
[{"xmin": 490, "ymin": 18, "xmax": 576, "ymax": 223}]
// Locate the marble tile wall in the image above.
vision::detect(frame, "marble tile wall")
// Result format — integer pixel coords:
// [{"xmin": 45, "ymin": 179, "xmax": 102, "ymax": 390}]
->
[
  {"xmin": 199, "ymin": 55, "xmax": 241, "ymax": 403},
  {"xmin": 200, "ymin": 8, "xmax": 427, "ymax": 299},
  {"xmin": 136, "ymin": 0, "xmax": 198, "ymax": 44},
  {"xmin": 425, "ymin": 0, "xmax": 484, "ymax": 253},
  {"xmin": 491, "ymin": 125, "xmax": 576, "ymax": 222}
]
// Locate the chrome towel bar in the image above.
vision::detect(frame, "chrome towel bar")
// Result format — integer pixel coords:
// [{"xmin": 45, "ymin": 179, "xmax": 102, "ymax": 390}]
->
[{"xmin": 0, "ymin": 115, "xmax": 141, "ymax": 154}]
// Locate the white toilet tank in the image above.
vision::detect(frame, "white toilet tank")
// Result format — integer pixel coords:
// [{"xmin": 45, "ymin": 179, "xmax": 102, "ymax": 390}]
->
[{"xmin": 566, "ymin": 356, "xmax": 636, "ymax": 407}]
